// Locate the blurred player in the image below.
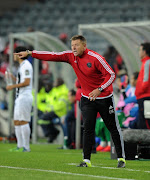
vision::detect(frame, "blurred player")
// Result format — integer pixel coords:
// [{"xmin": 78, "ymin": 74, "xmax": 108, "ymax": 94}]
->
[{"xmin": 6, "ymin": 46, "xmax": 33, "ymax": 152}]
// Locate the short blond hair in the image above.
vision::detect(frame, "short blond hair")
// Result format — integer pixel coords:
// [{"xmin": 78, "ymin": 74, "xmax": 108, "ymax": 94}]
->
[{"xmin": 71, "ymin": 35, "xmax": 87, "ymax": 44}]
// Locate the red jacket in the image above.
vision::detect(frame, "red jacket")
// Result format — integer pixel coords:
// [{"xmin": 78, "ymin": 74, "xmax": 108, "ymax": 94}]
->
[
  {"xmin": 32, "ymin": 49, "xmax": 116, "ymax": 98},
  {"xmin": 135, "ymin": 56, "xmax": 150, "ymax": 99}
]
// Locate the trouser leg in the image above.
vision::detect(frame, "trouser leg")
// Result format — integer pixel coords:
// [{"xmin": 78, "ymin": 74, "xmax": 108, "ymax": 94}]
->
[
  {"xmin": 97, "ymin": 96, "xmax": 125, "ymax": 159},
  {"xmin": 81, "ymin": 97, "xmax": 97, "ymax": 160},
  {"xmin": 41, "ymin": 111, "xmax": 59, "ymax": 136},
  {"xmin": 104, "ymin": 125, "xmax": 110, "ymax": 142}
]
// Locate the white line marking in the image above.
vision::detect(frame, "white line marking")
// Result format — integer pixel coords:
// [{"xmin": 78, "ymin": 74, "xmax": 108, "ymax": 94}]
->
[
  {"xmin": 145, "ymin": 171, "xmax": 150, "ymax": 173},
  {"xmin": 68, "ymin": 163, "xmax": 103, "ymax": 166},
  {"xmin": 0, "ymin": 165, "xmax": 135, "ymax": 180},
  {"xmin": 100, "ymin": 166, "xmax": 150, "ymax": 173},
  {"xmin": 101, "ymin": 167, "xmax": 141, "ymax": 171},
  {"xmin": 68, "ymin": 163, "xmax": 150, "ymax": 173}
]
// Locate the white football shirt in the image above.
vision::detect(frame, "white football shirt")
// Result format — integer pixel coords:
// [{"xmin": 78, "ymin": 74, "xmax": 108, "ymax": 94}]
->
[{"xmin": 16, "ymin": 60, "xmax": 33, "ymax": 97}]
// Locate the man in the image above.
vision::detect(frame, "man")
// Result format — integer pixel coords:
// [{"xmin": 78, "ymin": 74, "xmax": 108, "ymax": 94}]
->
[
  {"xmin": 135, "ymin": 42, "xmax": 150, "ymax": 129},
  {"xmin": 15, "ymin": 35, "xmax": 125, "ymax": 167},
  {"xmin": 7, "ymin": 46, "xmax": 33, "ymax": 152}
]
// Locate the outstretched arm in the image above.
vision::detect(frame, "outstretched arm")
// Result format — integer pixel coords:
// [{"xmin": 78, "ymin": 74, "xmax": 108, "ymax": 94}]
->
[{"xmin": 14, "ymin": 50, "xmax": 72, "ymax": 63}]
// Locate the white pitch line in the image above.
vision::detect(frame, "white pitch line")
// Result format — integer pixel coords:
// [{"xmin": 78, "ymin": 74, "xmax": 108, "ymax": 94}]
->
[
  {"xmin": 0, "ymin": 165, "xmax": 135, "ymax": 180},
  {"xmin": 99, "ymin": 166, "xmax": 150, "ymax": 173},
  {"xmin": 145, "ymin": 171, "xmax": 150, "ymax": 173},
  {"xmin": 68, "ymin": 163, "xmax": 150, "ymax": 173},
  {"xmin": 68, "ymin": 163, "xmax": 103, "ymax": 167}
]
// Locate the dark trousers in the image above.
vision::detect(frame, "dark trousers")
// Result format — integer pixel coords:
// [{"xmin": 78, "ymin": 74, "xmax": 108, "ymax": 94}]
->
[
  {"xmin": 81, "ymin": 96, "xmax": 125, "ymax": 160},
  {"xmin": 39, "ymin": 111, "xmax": 59, "ymax": 136},
  {"xmin": 137, "ymin": 97, "xmax": 150, "ymax": 129}
]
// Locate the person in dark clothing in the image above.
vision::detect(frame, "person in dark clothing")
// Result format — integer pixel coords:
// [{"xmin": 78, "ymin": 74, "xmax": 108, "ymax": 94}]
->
[
  {"xmin": 14, "ymin": 35, "xmax": 126, "ymax": 168},
  {"xmin": 61, "ymin": 89, "xmax": 76, "ymax": 149}
]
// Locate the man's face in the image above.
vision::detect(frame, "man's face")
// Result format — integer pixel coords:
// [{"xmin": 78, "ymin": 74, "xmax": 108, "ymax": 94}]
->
[
  {"xmin": 130, "ymin": 75, "xmax": 136, "ymax": 87},
  {"xmin": 139, "ymin": 45, "xmax": 146, "ymax": 59},
  {"xmin": 71, "ymin": 39, "xmax": 86, "ymax": 56},
  {"xmin": 68, "ymin": 92, "xmax": 76, "ymax": 103}
]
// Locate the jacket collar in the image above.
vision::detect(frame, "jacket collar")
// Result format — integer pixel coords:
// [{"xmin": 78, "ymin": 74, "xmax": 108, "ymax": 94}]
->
[
  {"xmin": 141, "ymin": 56, "xmax": 150, "ymax": 62},
  {"xmin": 80, "ymin": 48, "xmax": 88, "ymax": 57},
  {"xmin": 84, "ymin": 48, "xmax": 88, "ymax": 54}
]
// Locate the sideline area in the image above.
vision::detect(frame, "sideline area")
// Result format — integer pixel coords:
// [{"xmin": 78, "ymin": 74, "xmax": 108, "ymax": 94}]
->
[{"xmin": 0, "ymin": 143, "xmax": 150, "ymax": 180}]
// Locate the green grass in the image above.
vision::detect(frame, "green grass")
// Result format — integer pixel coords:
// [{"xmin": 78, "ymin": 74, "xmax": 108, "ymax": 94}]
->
[{"xmin": 0, "ymin": 143, "xmax": 150, "ymax": 180}]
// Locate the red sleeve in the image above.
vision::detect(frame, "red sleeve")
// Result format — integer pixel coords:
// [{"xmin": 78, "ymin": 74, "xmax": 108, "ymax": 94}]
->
[
  {"xmin": 32, "ymin": 50, "xmax": 72, "ymax": 63},
  {"xmin": 75, "ymin": 89, "xmax": 82, "ymax": 101},
  {"xmin": 95, "ymin": 56, "xmax": 116, "ymax": 90}
]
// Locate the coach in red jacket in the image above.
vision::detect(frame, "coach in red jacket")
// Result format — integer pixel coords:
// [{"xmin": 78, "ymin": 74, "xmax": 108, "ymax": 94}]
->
[
  {"xmin": 135, "ymin": 42, "xmax": 150, "ymax": 129},
  {"xmin": 15, "ymin": 35, "xmax": 126, "ymax": 168}
]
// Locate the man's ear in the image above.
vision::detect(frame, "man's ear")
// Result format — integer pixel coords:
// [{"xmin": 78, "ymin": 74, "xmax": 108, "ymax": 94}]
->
[
  {"xmin": 144, "ymin": 50, "xmax": 147, "ymax": 56},
  {"xmin": 84, "ymin": 43, "xmax": 87, "ymax": 49}
]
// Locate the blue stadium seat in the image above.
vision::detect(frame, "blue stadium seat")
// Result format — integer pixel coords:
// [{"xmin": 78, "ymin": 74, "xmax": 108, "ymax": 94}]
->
[{"xmin": 0, "ymin": 0, "xmax": 149, "ymax": 38}]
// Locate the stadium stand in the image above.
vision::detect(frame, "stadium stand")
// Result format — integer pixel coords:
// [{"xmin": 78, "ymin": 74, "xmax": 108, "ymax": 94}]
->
[{"xmin": 0, "ymin": 0, "xmax": 150, "ymax": 53}]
